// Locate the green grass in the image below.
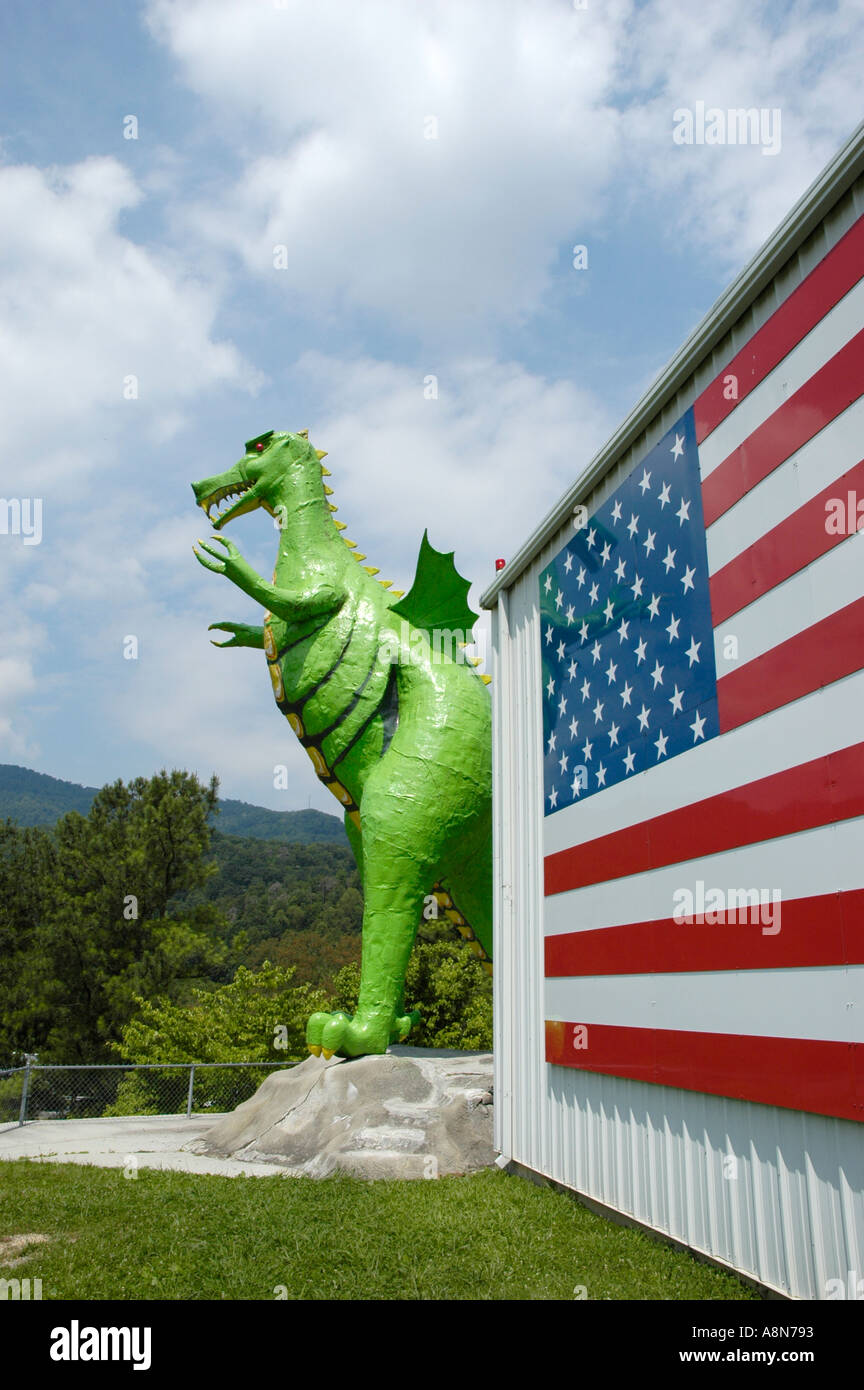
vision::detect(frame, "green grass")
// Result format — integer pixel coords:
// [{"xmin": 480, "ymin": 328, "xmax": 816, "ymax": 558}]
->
[{"xmin": 0, "ymin": 1160, "xmax": 758, "ymax": 1301}]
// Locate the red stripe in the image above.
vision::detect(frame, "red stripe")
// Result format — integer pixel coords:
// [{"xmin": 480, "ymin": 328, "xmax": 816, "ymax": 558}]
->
[
  {"xmin": 716, "ymin": 596, "xmax": 864, "ymax": 732},
  {"xmin": 544, "ymin": 742, "xmax": 864, "ymax": 895},
  {"xmin": 694, "ymin": 213, "xmax": 864, "ymax": 444},
  {"xmin": 544, "ymin": 888, "xmax": 864, "ymax": 976},
  {"xmin": 709, "ymin": 458, "xmax": 864, "ymax": 623},
  {"xmin": 544, "ymin": 1020, "xmax": 863, "ymax": 1122},
  {"xmin": 702, "ymin": 328, "xmax": 864, "ymax": 527}
]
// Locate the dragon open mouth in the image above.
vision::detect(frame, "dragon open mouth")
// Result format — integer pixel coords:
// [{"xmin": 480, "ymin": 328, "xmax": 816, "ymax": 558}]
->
[{"xmin": 199, "ymin": 481, "xmax": 264, "ymax": 528}]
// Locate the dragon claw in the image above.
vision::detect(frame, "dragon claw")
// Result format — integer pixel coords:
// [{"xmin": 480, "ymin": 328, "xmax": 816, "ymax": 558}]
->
[{"xmin": 308, "ymin": 1044, "xmax": 322, "ymax": 1057}]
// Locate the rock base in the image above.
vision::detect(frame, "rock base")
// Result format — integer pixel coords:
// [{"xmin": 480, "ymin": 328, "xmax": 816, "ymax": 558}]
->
[{"xmin": 191, "ymin": 1047, "xmax": 494, "ymax": 1180}]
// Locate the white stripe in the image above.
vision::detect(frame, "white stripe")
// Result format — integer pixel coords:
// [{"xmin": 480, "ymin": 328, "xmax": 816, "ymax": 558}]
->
[
  {"xmin": 543, "ymin": 664, "xmax": 864, "ymax": 855},
  {"xmin": 544, "ymin": 964, "xmax": 864, "ymax": 1042},
  {"xmin": 706, "ymin": 395, "xmax": 864, "ymax": 574},
  {"xmin": 712, "ymin": 523, "xmax": 864, "ymax": 669},
  {"xmin": 544, "ymin": 815, "xmax": 864, "ymax": 935},
  {"xmin": 698, "ymin": 275, "xmax": 864, "ymax": 478}
]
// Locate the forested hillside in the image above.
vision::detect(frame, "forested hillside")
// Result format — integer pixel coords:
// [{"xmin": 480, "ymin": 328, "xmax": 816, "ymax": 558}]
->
[{"xmin": 0, "ymin": 764, "xmax": 348, "ymax": 843}]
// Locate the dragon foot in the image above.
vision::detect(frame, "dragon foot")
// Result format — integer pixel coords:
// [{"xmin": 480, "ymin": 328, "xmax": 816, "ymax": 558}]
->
[{"xmin": 306, "ymin": 1008, "xmax": 421, "ymax": 1059}]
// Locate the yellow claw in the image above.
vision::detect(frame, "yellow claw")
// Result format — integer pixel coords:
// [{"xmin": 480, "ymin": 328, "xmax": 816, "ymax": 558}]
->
[
  {"xmin": 322, "ymin": 1048, "xmax": 335, "ymax": 1060},
  {"xmin": 308, "ymin": 1044, "xmax": 322, "ymax": 1057}
]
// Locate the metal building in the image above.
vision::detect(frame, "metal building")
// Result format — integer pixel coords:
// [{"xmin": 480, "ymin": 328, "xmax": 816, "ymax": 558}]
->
[{"xmin": 482, "ymin": 121, "xmax": 864, "ymax": 1300}]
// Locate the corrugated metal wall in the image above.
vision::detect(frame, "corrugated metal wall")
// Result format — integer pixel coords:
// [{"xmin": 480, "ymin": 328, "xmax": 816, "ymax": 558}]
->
[{"xmin": 491, "ymin": 172, "xmax": 864, "ymax": 1301}]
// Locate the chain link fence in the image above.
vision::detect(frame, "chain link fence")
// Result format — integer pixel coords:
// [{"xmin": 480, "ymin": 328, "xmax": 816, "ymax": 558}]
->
[{"xmin": 0, "ymin": 1060, "xmax": 300, "ymax": 1125}]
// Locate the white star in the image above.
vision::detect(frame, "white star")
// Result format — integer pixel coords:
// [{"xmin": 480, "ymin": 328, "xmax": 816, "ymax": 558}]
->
[
  {"xmin": 623, "ymin": 747, "xmax": 636, "ymax": 774},
  {"xmin": 603, "ymin": 597, "xmax": 615, "ymax": 623},
  {"xmin": 580, "ymin": 678, "xmax": 591, "ymax": 702},
  {"xmin": 614, "ymin": 557, "xmax": 627, "ymax": 582},
  {"xmin": 676, "ymin": 497, "xmax": 691, "ymax": 525},
  {"xmin": 651, "ymin": 660, "xmax": 664, "ymax": 688},
  {"xmin": 654, "ymin": 729, "xmax": 669, "ymax": 759},
  {"xmin": 567, "ymin": 658, "xmax": 578, "ymax": 680},
  {"xmin": 627, "ymin": 513, "xmax": 639, "ymax": 539},
  {"xmin": 637, "ymin": 704, "xmax": 651, "ymax": 731},
  {"xmin": 665, "ymin": 614, "xmax": 681, "ymax": 642},
  {"xmin": 545, "ymin": 624, "xmax": 553, "ymax": 645},
  {"xmin": 643, "ymin": 529, "xmax": 656, "ymax": 556},
  {"xmin": 586, "ymin": 527, "xmax": 597, "ymax": 550},
  {"xmin": 620, "ymin": 680, "xmax": 633, "ymax": 707},
  {"xmin": 638, "ymin": 468, "xmax": 652, "ymax": 494},
  {"xmin": 596, "ymin": 762, "xmax": 607, "ymax": 787},
  {"xmin": 544, "ymin": 573, "xmax": 553, "ymax": 593},
  {"xmin": 630, "ymin": 573, "xmax": 644, "ymax": 599},
  {"xmin": 658, "ymin": 481, "xmax": 671, "ymax": 508},
  {"xmin": 558, "ymin": 750, "xmax": 569, "ymax": 775},
  {"xmin": 592, "ymin": 698, "xmax": 605, "ymax": 724},
  {"xmin": 589, "ymin": 582, "xmax": 599, "ymax": 605},
  {"xmin": 685, "ymin": 637, "xmax": 701, "ymax": 667},
  {"xmin": 547, "ymin": 731, "xmax": 557, "ymax": 752},
  {"xmin": 549, "ymin": 787, "xmax": 558, "ymax": 808},
  {"xmin": 578, "ymin": 620, "xmax": 589, "ymax": 642},
  {"xmin": 571, "ymin": 769, "xmax": 583, "ymax": 798},
  {"xmin": 582, "ymin": 738, "xmax": 593, "ymax": 761},
  {"xmin": 568, "ymin": 716, "xmax": 579, "ymax": 739},
  {"xmin": 591, "ymin": 641, "xmax": 602, "ymax": 664},
  {"xmin": 634, "ymin": 637, "xmax": 648, "ymax": 664},
  {"xmin": 670, "ymin": 433, "xmax": 685, "ymax": 460},
  {"xmin": 558, "ymin": 693, "xmax": 568, "ymax": 716},
  {"xmin": 605, "ymin": 659, "xmax": 618, "ymax": 685},
  {"xmin": 610, "ymin": 500, "xmax": 623, "ymax": 523},
  {"xmin": 669, "ymin": 684, "xmax": 684, "ymax": 714},
  {"xmin": 564, "ymin": 552, "xmax": 573, "ymax": 573},
  {"xmin": 565, "ymin": 604, "xmax": 575, "ymax": 625},
  {"xmin": 546, "ymin": 675, "xmax": 555, "ymax": 697},
  {"xmin": 662, "ymin": 545, "xmax": 677, "ymax": 573},
  {"xmin": 557, "ymin": 640, "xmax": 566, "ymax": 660},
  {"xmin": 690, "ymin": 710, "xmax": 707, "ymax": 742},
  {"xmin": 681, "ymin": 565, "xmax": 696, "ymax": 594},
  {"xmin": 617, "ymin": 617, "xmax": 630, "ymax": 643},
  {"xmin": 647, "ymin": 593, "xmax": 661, "ymax": 620},
  {"xmin": 555, "ymin": 588, "xmax": 564, "ymax": 610},
  {"xmin": 600, "ymin": 541, "xmax": 612, "ymax": 565},
  {"xmin": 608, "ymin": 721, "xmax": 620, "ymax": 746},
  {"xmin": 576, "ymin": 566, "xmax": 587, "ymax": 589}
]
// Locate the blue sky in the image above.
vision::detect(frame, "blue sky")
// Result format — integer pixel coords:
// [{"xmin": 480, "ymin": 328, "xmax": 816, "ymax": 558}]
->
[{"xmin": 0, "ymin": 0, "xmax": 860, "ymax": 812}]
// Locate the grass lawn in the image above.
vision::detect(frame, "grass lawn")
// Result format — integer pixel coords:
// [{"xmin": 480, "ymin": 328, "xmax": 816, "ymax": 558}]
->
[{"xmin": 0, "ymin": 1160, "xmax": 758, "ymax": 1301}]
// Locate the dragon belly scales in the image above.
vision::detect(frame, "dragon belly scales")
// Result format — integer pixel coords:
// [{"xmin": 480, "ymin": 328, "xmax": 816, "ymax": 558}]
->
[{"xmin": 192, "ymin": 429, "xmax": 492, "ymax": 1058}]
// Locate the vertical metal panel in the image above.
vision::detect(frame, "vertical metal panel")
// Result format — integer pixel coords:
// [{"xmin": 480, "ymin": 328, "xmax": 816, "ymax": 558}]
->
[{"xmin": 492, "ymin": 170, "xmax": 864, "ymax": 1300}]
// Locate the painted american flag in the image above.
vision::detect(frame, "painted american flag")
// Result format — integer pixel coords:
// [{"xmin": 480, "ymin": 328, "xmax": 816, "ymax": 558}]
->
[{"xmin": 541, "ymin": 212, "xmax": 864, "ymax": 1123}]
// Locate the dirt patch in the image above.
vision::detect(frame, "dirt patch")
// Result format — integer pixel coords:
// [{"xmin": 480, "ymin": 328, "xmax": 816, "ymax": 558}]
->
[{"xmin": 0, "ymin": 1233, "xmax": 52, "ymax": 1268}]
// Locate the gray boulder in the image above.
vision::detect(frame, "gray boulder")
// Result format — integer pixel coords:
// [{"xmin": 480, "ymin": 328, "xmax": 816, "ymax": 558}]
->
[{"xmin": 192, "ymin": 1047, "xmax": 495, "ymax": 1180}]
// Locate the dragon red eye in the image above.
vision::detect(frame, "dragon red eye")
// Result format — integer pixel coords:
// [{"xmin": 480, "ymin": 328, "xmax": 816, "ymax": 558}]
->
[{"xmin": 256, "ymin": 442, "xmax": 264, "ymax": 451}]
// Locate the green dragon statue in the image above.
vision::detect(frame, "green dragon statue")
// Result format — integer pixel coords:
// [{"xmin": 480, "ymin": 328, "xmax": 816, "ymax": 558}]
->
[{"xmin": 191, "ymin": 429, "xmax": 492, "ymax": 1059}]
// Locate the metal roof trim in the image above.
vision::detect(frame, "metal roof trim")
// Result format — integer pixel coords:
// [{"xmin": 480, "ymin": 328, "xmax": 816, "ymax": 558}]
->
[{"xmin": 481, "ymin": 118, "xmax": 864, "ymax": 608}]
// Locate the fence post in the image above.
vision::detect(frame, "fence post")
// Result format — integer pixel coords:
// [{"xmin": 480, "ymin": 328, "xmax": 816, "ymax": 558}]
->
[
  {"xmin": 18, "ymin": 1053, "xmax": 37, "ymax": 1127},
  {"xmin": 186, "ymin": 1064, "xmax": 196, "ymax": 1119}
]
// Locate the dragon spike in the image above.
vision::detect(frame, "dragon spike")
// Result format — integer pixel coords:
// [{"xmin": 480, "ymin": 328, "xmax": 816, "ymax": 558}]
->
[
  {"xmin": 328, "ymin": 504, "xmax": 338, "ymax": 513},
  {"xmin": 390, "ymin": 589, "xmax": 405, "ymax": 598},
  {"xmin": 334, "ymin": 520, "xmax": 347, "ymax": 531},
  {"xmin": 297, "ymin": 428, "xmax": 309, "ymax": 439},
  {"xmin": 364, "ymin": 566, "xmax": 380, "ymax": 576},
  {"xmin": 343, "ymin": 537, "xmax": 357, "ymax": 548},
  {"xmin": 320, "ymin": 465, "xmax": 331, "ymax": 476},
  {"xmin": 353, "ymin": 552, "xmax": 367, "ymax": 561},
  {"xmin": 316, "ymin": 449, "xmax": 328, "ymax": 460},
  {"xmin": 481, "ymin": 674, "xmax": 492, "ymax": 685},
  {"xmin": 324, "ymin": 485, "xmax": 334, "ymax": 495},
  {"xmin": 379, "ymin": 579, "xmax": 392, "ymax": 589}
]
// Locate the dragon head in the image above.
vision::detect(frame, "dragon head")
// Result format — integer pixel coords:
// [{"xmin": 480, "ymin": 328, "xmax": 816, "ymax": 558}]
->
[{"xmin": 191, "ymin": 429, "xmax": 330, "ymax": 530}]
